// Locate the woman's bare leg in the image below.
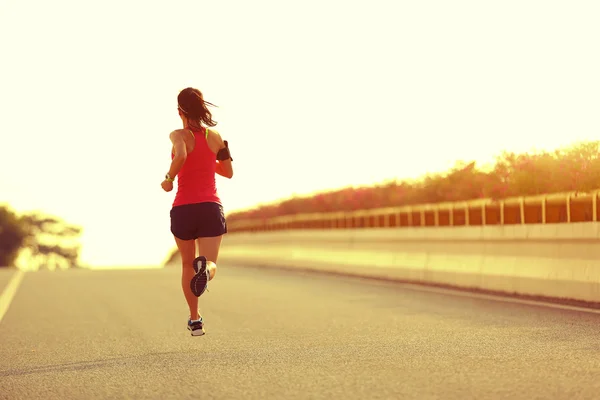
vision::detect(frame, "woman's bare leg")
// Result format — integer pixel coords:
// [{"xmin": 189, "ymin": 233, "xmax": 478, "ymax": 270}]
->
[
  {"xmin": 197, "ymin": 235, "xmax": 223, "ymax": 281},
  {"xmin": 174, "ymin": 236, "xmax": 199, "ymax": 320}
]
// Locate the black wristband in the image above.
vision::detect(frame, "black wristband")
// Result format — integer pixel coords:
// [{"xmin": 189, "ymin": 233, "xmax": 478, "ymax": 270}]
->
[{"xmin": 217, "ymin": 141, "xmax": 233, "ymax": 161}]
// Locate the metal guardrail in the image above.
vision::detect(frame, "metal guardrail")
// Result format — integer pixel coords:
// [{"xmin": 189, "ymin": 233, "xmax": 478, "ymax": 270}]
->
[{"xmin": 227, "ymin": 190, "xmax": 600, "ymax": 233}]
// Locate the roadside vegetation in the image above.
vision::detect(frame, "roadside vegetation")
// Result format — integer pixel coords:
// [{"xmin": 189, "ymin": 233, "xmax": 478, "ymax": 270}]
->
[
  {"xmin": 226, "ymin": 140, "xmax": 600, "ymax": 222},
  {"xmin": 0, "ymin": 206, "xmax": 82, "ymax": 269}
]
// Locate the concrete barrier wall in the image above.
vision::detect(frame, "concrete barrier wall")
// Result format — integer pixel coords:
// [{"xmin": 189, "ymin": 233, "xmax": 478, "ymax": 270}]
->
[{"xmin": 215, "ymin": 222, "xmax": 600, "ymax": 305}]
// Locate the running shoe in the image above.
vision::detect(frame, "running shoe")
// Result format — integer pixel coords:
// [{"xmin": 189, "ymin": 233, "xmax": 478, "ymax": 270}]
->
[{"xmin": 187, "ymin": 316, "xmax": 205, "ymax": 336}]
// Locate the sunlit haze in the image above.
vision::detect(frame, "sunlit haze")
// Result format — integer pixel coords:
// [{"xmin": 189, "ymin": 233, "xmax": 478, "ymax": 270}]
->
[{"xmin": 1, "ymin": 1, "xmax": 599, "ymax": 268}]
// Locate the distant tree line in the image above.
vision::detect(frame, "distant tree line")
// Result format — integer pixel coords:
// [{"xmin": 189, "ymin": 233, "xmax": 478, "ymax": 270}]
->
[
  {"xmin": 225, "ymin": 140, "xmax": 600, "ymax": 222},
  {"xmin": 0, "ymin": 205, "xmax": 82, "ymax": 269}
]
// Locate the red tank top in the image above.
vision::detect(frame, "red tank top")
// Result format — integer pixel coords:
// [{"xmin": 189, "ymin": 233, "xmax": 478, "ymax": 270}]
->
[{"xmin": 172, "ymin": 127, "xmax": 221, "ymax": 207}]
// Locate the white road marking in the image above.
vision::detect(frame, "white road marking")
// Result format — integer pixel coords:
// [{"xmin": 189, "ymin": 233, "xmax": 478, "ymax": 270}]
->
[{"xmin": 0, "ymin": 269, "xmax": 25, "ymax": 324}]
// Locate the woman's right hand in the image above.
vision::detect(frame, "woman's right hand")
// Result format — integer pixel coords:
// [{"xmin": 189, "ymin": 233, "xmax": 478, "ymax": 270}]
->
[{"xmin": 161, "ymin": 180, "xmax": 174, "ymax": 192}]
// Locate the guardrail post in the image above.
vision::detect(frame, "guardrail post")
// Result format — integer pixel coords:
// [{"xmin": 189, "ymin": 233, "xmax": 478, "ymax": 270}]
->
[
  {"xmin": 449, "ymin": 204, "xmax": 454, "ymax": 226},
  {"xmin": 481, "ymin": 203, "xmax": 486, "ymax": 225},
  {"xmin": 465, "ymin": 203, "xmax": 469, "ymax": 226},
  {"xmin": 500, "ymin": 201, "xmax": 504, "ymax": 225},
  {"xmin": 542, "ymin": 196, "xmax": 547, "ymax": 224},
  {"xmin": 434, "ymin": 207, "xmax": 439, "ymax": 227},
  {"xmin": 384, "ymin": 213, "xmax": 390, "ymax": 228},
  {"xmin": 407, "ymin": 208, "xmax": 412, "ymax": 227},
  {"xmin": 420, "ymin": 209, "xmax": 425, "ymax": 226},
  {"xmin": 566, "ymin": 195, "xmax": 571, "ymax": 223},
  {"xmin": 594, "ymin": 192, "xmax": 598, "ymax": 222}
]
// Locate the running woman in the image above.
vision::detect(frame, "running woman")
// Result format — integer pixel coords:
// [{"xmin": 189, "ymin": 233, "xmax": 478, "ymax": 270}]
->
[{"xmin": 161, "ymin": 87, "xmax": 234, "ymax": 336}]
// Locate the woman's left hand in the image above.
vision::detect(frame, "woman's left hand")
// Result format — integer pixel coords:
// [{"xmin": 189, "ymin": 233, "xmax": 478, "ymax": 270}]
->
[{"xmin": 161, "ymin": 180, "xmax": 173, "ymax": 192}]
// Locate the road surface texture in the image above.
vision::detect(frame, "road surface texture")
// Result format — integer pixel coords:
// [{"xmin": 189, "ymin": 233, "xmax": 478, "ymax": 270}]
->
[{"xmin": 1, "ymin": 264, "xmax": 599, "ymax": 399}]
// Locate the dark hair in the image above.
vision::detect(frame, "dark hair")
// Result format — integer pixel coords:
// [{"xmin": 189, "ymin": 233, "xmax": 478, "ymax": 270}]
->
[{"xmin": 177, "ymin": 87, "xmax": 217, "ymax": 127}]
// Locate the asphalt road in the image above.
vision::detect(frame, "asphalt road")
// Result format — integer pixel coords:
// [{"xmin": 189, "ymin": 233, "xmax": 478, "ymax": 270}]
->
[{"xmin": 1, "ymin": 264, "xmax": 599, "ymax": 400}]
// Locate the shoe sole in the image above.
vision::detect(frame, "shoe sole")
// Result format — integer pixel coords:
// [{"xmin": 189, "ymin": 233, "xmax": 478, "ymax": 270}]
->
[
  {"xmin": 191, "ymin": 256, "xmax": 209, "ymax": 297},
  {"xmin": 189, "ymin": 328, "xmax": 205, "ymax": 336},
  {"xmin": 191, "ymin": 271, "xmax": 208, "ymax": 297}
]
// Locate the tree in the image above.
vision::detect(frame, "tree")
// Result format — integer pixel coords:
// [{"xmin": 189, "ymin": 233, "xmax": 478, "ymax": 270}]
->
[
  {"xmin": 0, "ymin": 205, "xmax": 82, "ymax": 269},
  {"xmin": 0, "ymin": 206, "xmax": 28, "ymax": 267},
  {"xmin": 19, "ymin": 213, "xmax": 82, "ymax": 269}
]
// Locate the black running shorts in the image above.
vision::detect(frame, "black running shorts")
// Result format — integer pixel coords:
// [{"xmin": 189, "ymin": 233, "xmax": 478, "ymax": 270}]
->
[{"xmin": 170, "ymin": 202, "xmax": 228, "ymax": 240}]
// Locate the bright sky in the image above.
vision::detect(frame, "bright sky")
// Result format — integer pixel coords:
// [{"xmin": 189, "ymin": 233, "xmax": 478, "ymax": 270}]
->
[{"xmin": 1, "ymin": 1, "xmax": 599, "ymax": 268}]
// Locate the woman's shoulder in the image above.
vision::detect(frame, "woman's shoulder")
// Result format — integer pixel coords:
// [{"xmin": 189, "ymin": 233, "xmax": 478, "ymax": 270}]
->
[
  {"xmin": 205, "ymin": 127, "xmax": 224, "ymax": 153},
  {"xmin": 169, "ymin": 128, "xmax": 191, "ymax": 138}
]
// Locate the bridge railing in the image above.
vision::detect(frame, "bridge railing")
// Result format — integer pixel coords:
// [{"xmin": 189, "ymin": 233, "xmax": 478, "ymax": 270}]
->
[{"xmin": 226, "ymin": 190, "xmax": 600, "ymax": 233}]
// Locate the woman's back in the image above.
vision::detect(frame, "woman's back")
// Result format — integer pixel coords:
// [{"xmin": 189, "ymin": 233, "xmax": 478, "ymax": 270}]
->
[{"xmin": 172, "ymin": 127, "xmax": 221, "ymax": 207}]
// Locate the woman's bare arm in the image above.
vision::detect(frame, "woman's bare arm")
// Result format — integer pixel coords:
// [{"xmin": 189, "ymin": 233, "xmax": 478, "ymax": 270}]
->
[
  {"xmin": 167, "ymin": 130, "xmax": 188, "ymax": 179},
  {"xmin": 216, "ymin": 159, "xmax": 233, "ymax": 178}
]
